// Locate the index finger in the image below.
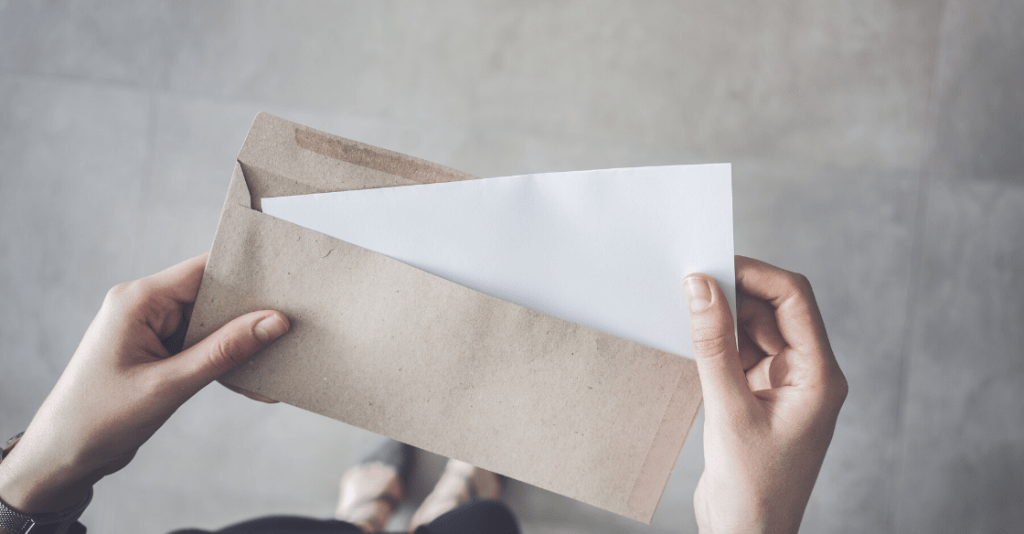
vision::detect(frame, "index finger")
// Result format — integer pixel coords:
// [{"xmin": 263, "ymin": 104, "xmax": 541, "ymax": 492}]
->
[
  {"xmin": 142, "ymin": 253, "xmax": 210, "ymax": 305},
  {"xmin": 734, "ymin": 256, "xmax": 833, "ymax": 358}
]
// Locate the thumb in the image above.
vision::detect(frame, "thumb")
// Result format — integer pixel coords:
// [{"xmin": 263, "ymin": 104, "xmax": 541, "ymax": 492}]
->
[
  {"xmin": 684, "ymin": 275, "xmax": 751, "ymax": 412},
  {"xmin": 166, "ymin": 311, "xmax": 290, "ymax": 393}
]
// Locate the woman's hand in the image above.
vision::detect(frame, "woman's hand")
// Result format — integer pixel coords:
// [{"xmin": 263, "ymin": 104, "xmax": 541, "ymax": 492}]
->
[
  {"xmin": 0, "ymin": 254, "xmax": 290, "ymax": 515},
  {"xmin": 685, "ymin": 256, "xmax": 848, "ymax": 534}
]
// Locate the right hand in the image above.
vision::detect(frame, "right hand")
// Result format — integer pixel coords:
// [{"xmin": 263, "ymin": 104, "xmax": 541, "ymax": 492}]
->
[{"xmin": 684, "ymin": 256, "xmax": 848, "ymax": 534}]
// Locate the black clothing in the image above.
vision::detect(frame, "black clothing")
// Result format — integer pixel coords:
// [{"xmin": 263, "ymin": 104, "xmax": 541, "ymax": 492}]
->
[{"xmin": 168, "ymin": 500, "xmax": 519, "ymax": 534}]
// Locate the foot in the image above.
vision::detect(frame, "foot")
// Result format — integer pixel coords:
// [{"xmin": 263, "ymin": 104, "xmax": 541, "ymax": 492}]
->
[
  {"xmin": 408, "ymin": 459, "xmax": 501, "ymax": 531},
  {"xmin": 335, "ymin": 440, "xmax": 414, "ymax": 533}
]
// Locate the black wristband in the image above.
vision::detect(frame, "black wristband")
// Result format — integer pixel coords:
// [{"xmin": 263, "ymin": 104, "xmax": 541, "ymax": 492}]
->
[
  {"xmin": 0, "ymin": 432, "xmax": 22, "ymax": 462},
  {"xmin": 0, "ymin": 487, "xmax": 91, "ymax": 534}
]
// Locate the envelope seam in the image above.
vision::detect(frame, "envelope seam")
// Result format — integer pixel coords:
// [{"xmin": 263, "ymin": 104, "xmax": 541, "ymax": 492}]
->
[{"xmin": 625, "ymin": 366, "xmax": 693, "ymax": 520}]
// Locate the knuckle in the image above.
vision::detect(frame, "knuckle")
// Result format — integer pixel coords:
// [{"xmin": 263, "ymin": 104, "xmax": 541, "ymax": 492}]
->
[
  {"xmin": 103, "ymin": 281, "xmax": 147, "ymax": 316},
  {"xmin": 105, "ymin": 278, "xmax": 158, "ymax": 309},
  {"xmin": 104, "ymin": 281, "xmax": 133, "ymax": 304},
  {"xmin": 690, "ymin": 326, "xmax": 734, "ymax": 357},
  {"xmin": 791, "ymin": 273, "xmax": 814, "ymax": 298},
  {"xmin": 811, "ymin": 368, "xmax": 849, "ymax": 412},
  {"xmin": 209, "ymin": 338, "xmax": 239, "ymax": 366},
  {"xmin": 834, "ymin": 372, "xmax": 850, "ymax": 402},
  {"xmin": 210, "ymin": 335, "xmax": 245, "ymax": 368}
]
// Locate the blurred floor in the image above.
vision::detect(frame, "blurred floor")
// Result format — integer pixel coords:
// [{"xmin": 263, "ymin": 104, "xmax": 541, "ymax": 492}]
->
[{"xmin": 1, "ymin": 2, "xmax": 1021, "ymax": 533}]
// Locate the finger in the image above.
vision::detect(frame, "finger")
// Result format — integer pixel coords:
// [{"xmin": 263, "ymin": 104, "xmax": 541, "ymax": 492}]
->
[
  {"xmin": 159, "ymin": 307, "xmax": 191, "ymax": 355},
  {"xmin": 737, "ymin": 296, "xmax": 787, "ymax": 357},
  {"xmin": 736, "ymin": 326, "xmax": 764, "ymax": 371},
  {"xmin": 219, "ymin": 380, "xmax": 280, "ymax": 403},
  {"xmin": 734, "ymin": 256, "xmax": 832, "ymax": 357},
  {"xmin": 99, "ymin": 255, "xmax": 212, "ymax": 356},
  {"xmin": 156, "ymin": 302, "xmax": 196, "ymax": 347},
  {"xmin": 143, "ymin": 253, "xmax": 210, "ymax": 305},
  {"xmin": 162, "ymin": 310, "xmax": 290, "ymax": 394},
  {"xmin": 684, "ymin": 274, "xmax": 753, "ymax": 412},
  {"xmin": 745, "ymin": 353, "xmax": 776, "ymax": 392}
]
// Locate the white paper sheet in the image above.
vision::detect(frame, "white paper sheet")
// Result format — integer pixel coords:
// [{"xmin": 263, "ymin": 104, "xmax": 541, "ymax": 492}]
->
[{"xmin": 262, "ymin": 164, "xmax": 734, "ymax": 359}]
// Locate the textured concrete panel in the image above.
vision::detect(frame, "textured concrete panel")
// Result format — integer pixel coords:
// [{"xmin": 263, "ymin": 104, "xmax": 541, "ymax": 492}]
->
[
  {"xmin": 894, "ymin": 180, "xmax": 1024, "ymax": 534},
  {"xmin": 156, "ymin": 1, "xmax": 944, "ymax": 171},
  {"xmin": 931, "ymin": 0, "xmax": 1024, "ymax": 183},
  {"xmin": 0, "ymin": 75, "xmax": 149, "ymax": 432}
]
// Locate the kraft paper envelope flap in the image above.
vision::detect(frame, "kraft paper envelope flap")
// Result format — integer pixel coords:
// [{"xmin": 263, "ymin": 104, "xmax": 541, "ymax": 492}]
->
[{"xmin": 183, "ymin": 112, "xmax": 704, "ymax": 523}]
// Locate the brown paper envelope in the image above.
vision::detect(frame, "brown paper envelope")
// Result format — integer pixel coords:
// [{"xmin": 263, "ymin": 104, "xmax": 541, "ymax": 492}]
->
[{"xmin": 183, "ymin": 113, "xmax": 703, "ymax": 523}]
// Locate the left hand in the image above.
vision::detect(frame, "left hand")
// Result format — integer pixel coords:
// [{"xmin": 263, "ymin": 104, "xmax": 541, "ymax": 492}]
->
[{"xmin": 0, "ymin": 254, "xmax": 290, "ymax": 515}]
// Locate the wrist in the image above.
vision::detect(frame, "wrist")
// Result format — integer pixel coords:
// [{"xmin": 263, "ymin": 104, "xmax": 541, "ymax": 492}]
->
[
  {"xmin": 696, "ymin": 513, "xmax": 772, "ymax": 534},
  {"xmin": 0, "ymin": 443, "xmax": 95, "ymax": 515},
  {"xmin": 0, "ymin": 485, "xmax": 91, "ymax": 534},
  {"xmin": 697, "ymin": 508, "xmax": 803, "ymax": 534},
  {"xmin": 694, "ymin": 477, "xmax": 789, "ymax": 534},
  {"xmin": 0, "ymin": 434, "xmax": 93, "ymax": 534}
]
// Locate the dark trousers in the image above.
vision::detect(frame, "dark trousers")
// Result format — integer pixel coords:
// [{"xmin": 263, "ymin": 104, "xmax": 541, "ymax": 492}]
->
[{"xmin": 169, "ymin": 500, "xmax": 520, "ymax": 534}]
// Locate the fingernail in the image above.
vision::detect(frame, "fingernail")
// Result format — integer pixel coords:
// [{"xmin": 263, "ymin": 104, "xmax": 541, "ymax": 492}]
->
[
  {"xmin": 684, "ymin": 277, "xmax": 712, "ymax": 313},
  {"xmin": 254, "ymin": 313, "xmax": 289, "ymax": 343}
]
